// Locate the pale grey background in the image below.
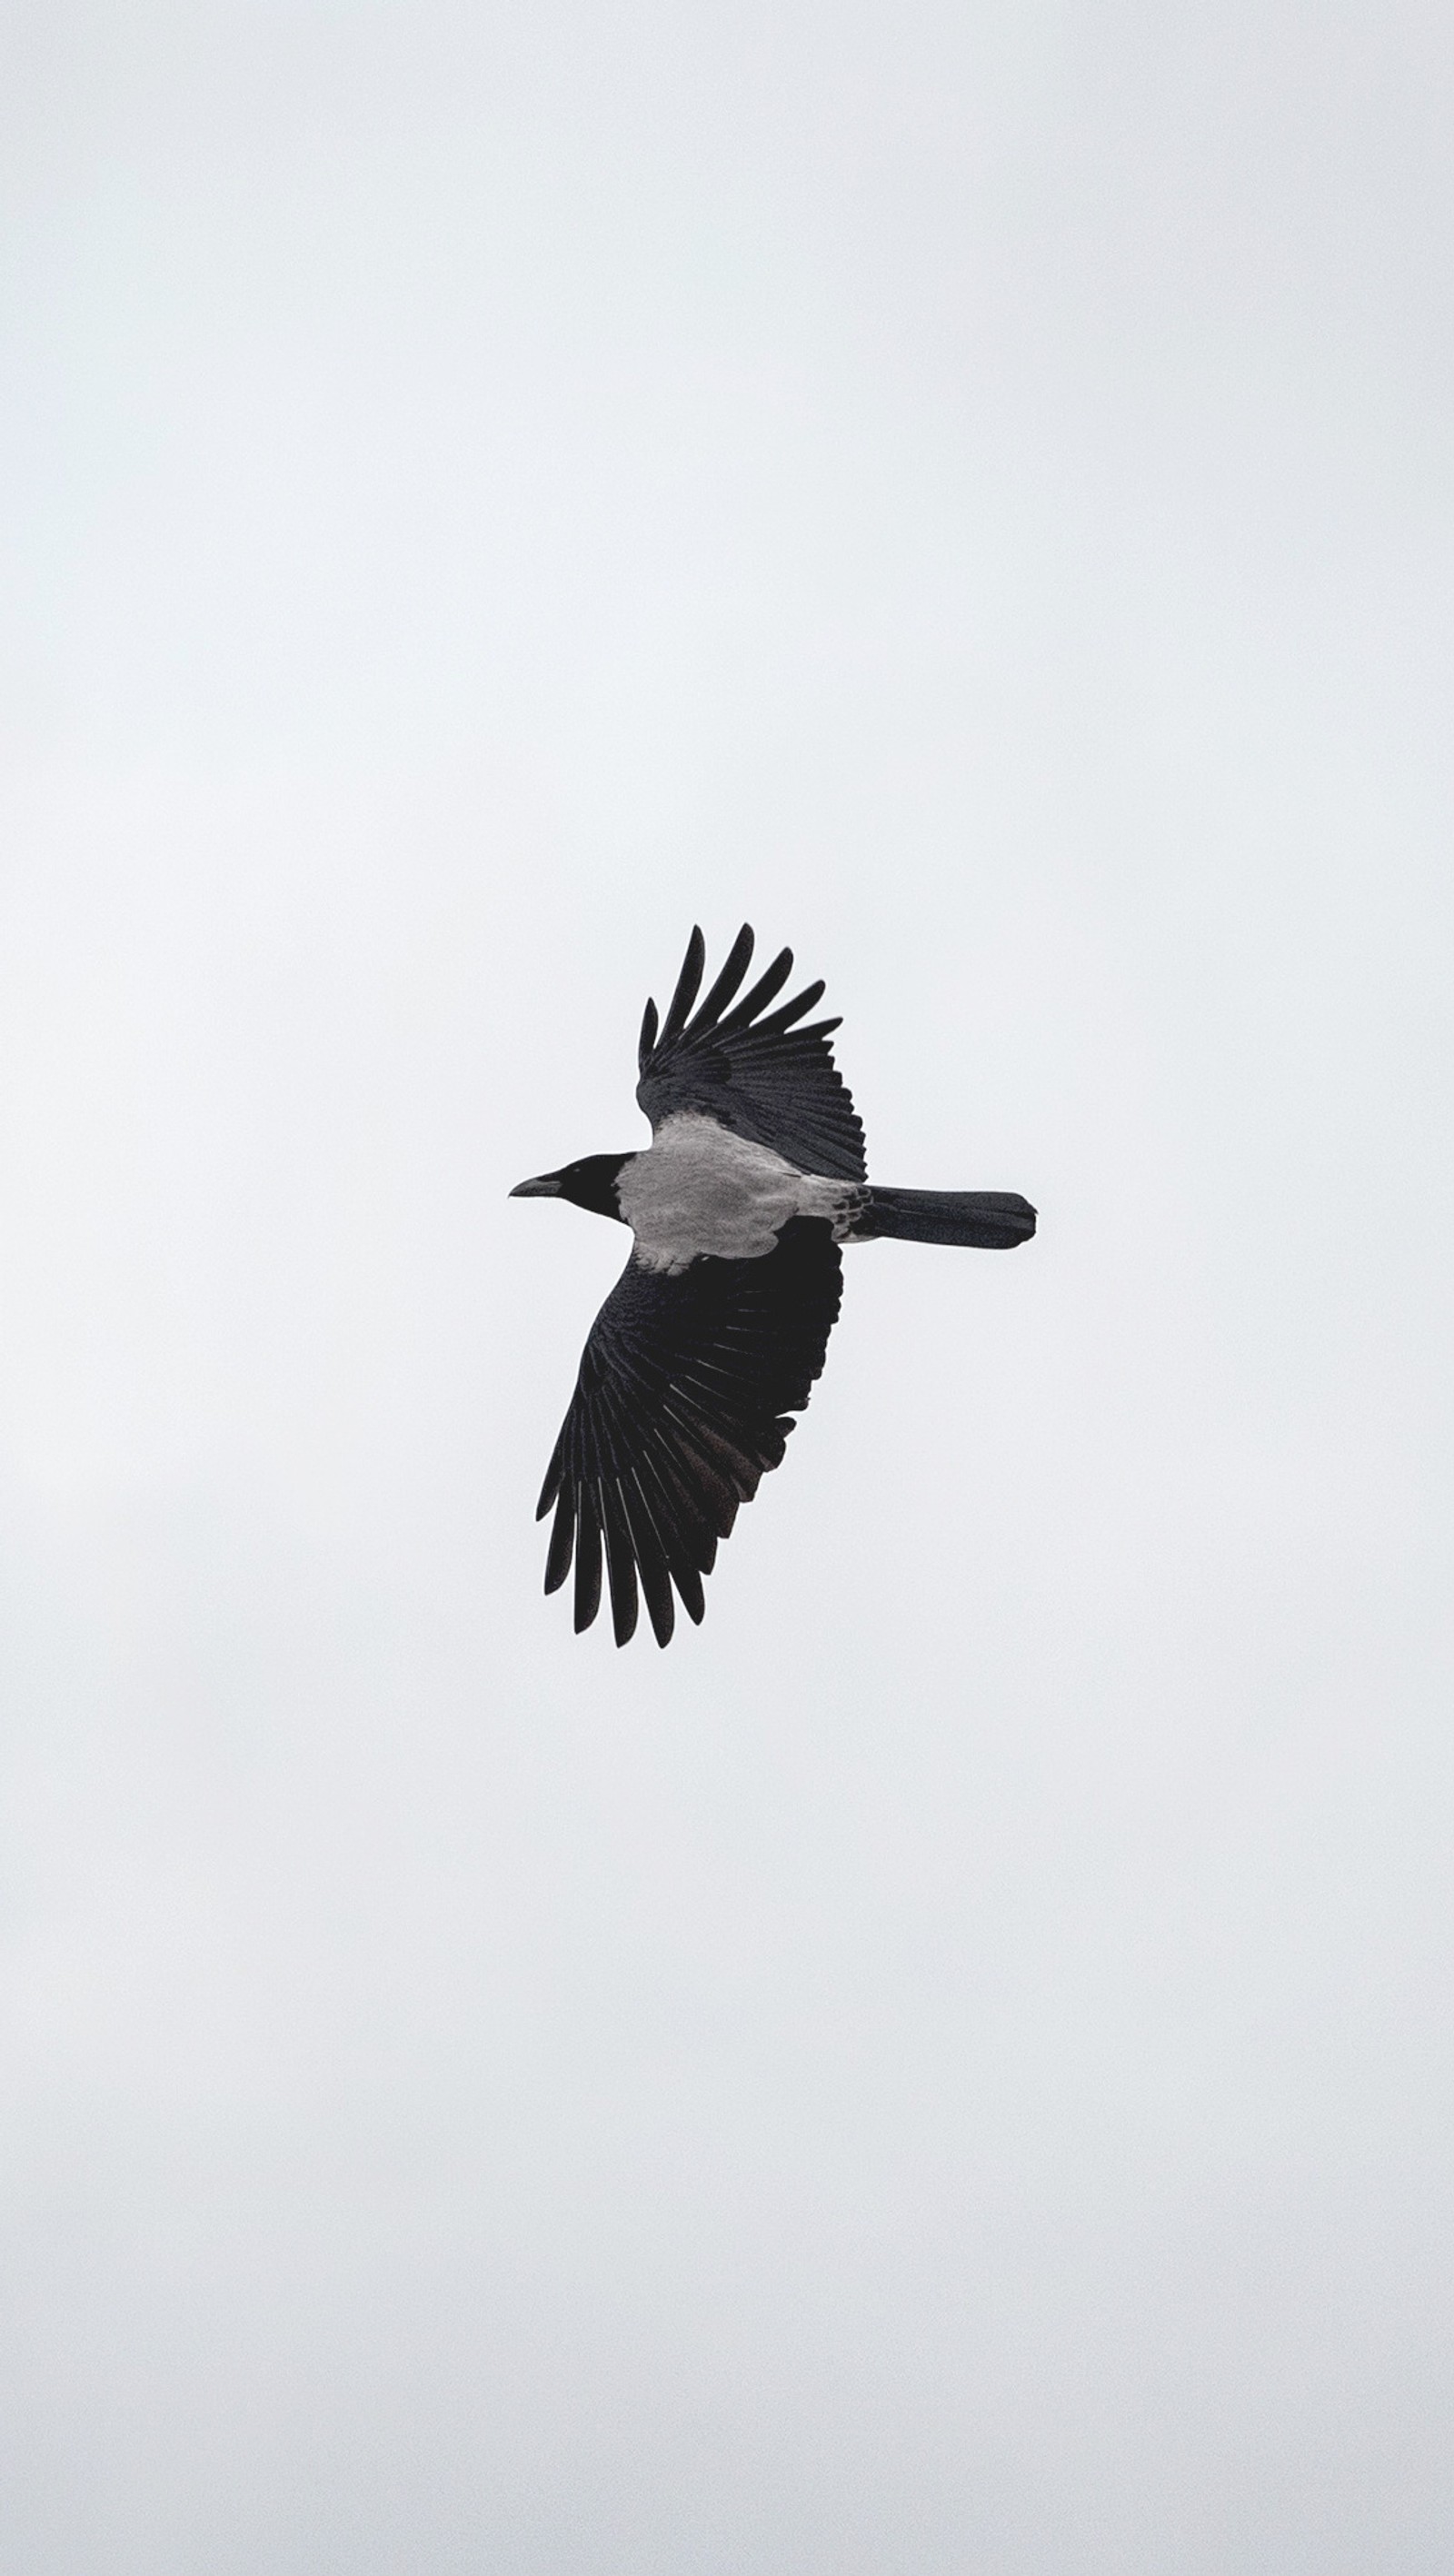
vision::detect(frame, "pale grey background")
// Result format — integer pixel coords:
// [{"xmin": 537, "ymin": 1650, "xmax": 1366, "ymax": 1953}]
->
[{"xmin": 2, "ymin": 4, "xmax": 1450, "ymax": 2571}]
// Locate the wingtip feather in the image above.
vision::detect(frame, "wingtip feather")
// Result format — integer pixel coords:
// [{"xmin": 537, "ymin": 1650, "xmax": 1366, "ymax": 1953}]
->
[
  {"xmin": 682, "ymin": 923, "xmax": 756, "ymax": 1039},
  {"xmin": 573, "ymin": 1495, "xmax": 603, "ymax": 1632},
  {"xmin": 758, "ymin": 977, "xmax": 826, "ymax": 1033},
  {"xmin": 718, "ymin": 945, "xmax": 793, "ymax": 1031},
  {"xmin": 543, "ymin": 1487, "xmax": 575, "ymax": 1593},
  {"xmin": 659, "ymin": 925, "xmax": 707, "ymax": 1045}
]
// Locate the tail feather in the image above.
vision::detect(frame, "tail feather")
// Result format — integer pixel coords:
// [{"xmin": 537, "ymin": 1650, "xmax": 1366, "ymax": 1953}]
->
[{"xmin": 853, "ymin": 1188, "xmax": 1036, "ymax": 1248}]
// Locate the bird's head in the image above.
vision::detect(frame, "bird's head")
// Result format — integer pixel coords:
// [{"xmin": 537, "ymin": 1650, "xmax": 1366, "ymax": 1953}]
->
[{"xmin": 509, "ymin": 1152, "xmax": 632, "ymax": 1220}]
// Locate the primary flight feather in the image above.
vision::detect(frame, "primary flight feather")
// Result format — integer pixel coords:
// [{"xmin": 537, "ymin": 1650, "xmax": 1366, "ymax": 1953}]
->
[{"xmin": 512, "ymin": 926, "xmax": 1035, "ymax": 1646}]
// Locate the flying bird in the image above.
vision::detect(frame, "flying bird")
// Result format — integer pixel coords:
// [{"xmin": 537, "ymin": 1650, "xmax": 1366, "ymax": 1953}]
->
[{"xmin": 512, "ymin": 925, "xmax": 1035, "ymax": 1646}]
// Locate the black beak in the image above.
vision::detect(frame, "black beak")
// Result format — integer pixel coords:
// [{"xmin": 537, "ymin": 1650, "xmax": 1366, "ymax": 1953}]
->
[{"xmin": 509, "ymin": 1169, "xmax": 564, "ymax": 1198}]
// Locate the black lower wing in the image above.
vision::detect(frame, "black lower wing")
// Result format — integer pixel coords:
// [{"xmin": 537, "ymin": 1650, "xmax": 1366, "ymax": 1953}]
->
[{"xmin": 535, "ymin": 1218, "xmax": 843, "ymax": 1646}]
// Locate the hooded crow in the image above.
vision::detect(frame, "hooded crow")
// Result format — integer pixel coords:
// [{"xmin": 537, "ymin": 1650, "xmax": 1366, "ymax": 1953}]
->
[{"xmin": 512, "ymin": 925, "xmax": 1035, "ymax": 1646}]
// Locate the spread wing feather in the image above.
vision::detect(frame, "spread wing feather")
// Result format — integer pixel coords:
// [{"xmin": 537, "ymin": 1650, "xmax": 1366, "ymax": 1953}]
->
[
  {"xmin": 535, "ymin": 1218, "xmax": 843, "ymax": 1646},
  {"xmin": 636, "ymin": 925, "xmax": 866, "ymax": 1182}
]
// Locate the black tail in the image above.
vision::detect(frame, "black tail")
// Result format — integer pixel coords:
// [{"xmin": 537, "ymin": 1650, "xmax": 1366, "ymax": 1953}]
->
[{"xmin": 852, "ymin": 1188, "xmax": 1036, "ymax": 1248}]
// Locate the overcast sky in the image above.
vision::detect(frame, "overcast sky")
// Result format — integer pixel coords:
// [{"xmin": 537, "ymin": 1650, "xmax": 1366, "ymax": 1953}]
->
[{"xmin": 2, "ymin": 4, "xmax": 1451, "ymax": 2570}]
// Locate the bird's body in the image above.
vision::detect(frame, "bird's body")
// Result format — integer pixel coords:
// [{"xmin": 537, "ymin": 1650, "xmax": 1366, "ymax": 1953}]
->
[
  {"xmin": 618, "ymin": 1116, "xmax": 854, "ymax": 1268},
  {"xmin": 512, "ymin": 925, "xmax": 1035, "ymax": 1646}
]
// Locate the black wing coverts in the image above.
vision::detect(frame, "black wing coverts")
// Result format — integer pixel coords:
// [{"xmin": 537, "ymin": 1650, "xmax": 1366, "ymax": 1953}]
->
[{"xmin": 536, "ymin": 1220, "xmax": 843, "ymax": 1647}]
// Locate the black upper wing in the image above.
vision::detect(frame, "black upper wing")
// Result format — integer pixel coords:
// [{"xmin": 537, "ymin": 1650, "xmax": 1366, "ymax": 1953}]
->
[
  {"xmin": 636, "ymin": 924, "xmax": 866, "ymax": 1183},
  {"xmin": 536, "ymin": 1218, "xmax": 843, "ymax": 1646}
]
